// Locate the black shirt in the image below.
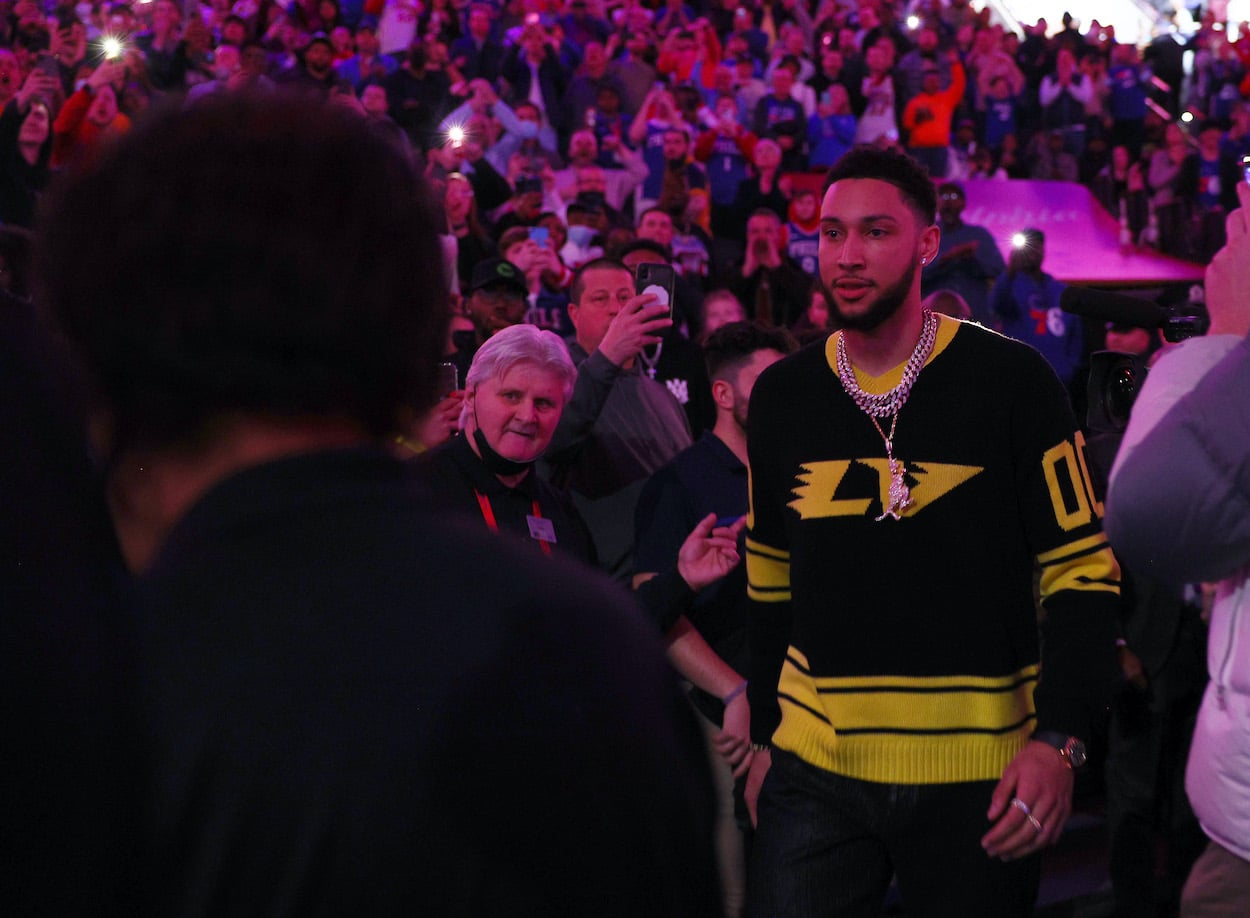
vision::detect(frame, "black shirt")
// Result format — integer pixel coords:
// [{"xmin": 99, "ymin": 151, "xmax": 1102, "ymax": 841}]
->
[
  {"xmin": 635, "ymin": 430, "xmax": 750, "ymax": 723},
  {"xmin": 420, "ymin": 433, "xmax": 596, "ymax": 564},
  {"xmin": 139, "ymin": 446, "xmax": 718, "ymax": 914}
]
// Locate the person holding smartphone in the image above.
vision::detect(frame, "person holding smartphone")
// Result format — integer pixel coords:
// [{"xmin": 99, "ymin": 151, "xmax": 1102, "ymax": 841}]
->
[
  {"xmin": 498, "ymin": 224, "xmax": 574, "ymax": 336},
  {"xmin": 542, "ymin": 257, "xmax": 692, "ymax": 582}
]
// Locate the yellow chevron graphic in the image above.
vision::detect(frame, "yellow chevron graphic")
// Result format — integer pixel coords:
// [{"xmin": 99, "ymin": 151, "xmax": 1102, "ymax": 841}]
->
[{"xmin": 788, "ymin": 459, "xmax": 984, "ymax": 520}]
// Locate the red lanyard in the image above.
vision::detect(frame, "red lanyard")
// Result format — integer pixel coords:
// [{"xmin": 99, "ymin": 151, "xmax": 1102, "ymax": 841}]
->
[{"xmin": 474, "ymin": 490, "xmax": 552, "ymax": 556}]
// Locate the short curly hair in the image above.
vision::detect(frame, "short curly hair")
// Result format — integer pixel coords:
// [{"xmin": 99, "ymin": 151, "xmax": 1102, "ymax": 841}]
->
[
  {"xmin": 38, "ymin": 92, "xmax": 448, "ymax": 454},
  {"xmin": 822, "ymin": 145, "xmax": 937, "ymax": 227}
]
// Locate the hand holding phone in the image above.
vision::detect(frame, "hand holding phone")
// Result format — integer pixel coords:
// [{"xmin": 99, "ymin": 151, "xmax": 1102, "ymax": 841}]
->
[
  {"xmin": 34, "ymin": 53, "xmax": 60, "ymax": 80},
  {"xmin": 597, "ymin": 288, "xmax": 673, "ymax": 366},
  {"xmin": 635, "ymin": 262, "xmax": 677, "ymax": 320}
]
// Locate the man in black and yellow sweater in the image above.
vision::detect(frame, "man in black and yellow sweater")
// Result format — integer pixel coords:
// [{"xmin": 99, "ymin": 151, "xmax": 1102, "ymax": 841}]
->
[{"xmin": 743, "ymin": 146, "xmax": 1121, "ymax": 915}]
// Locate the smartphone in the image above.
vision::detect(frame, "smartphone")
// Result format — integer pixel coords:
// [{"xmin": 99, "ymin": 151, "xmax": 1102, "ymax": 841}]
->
[
  {"xmin": 435, "ymin": 362, "xmax": 459, "ymax": 398},
  {"xmin": 528, "ymin": 225, "xmax": 550, "ymax": 247},
  {"xmin": 35, "ymin": 53, "xmax": 59, "ymax": 79},
  {"xmin": 1242, "ymin": 153, "xmax": 1250, "ymax": 184},
  {"xmin": 100, "ymin": 35, "xmax": 125, "ymax": 61},
  {"xmin": 635, "ymin": 262, "xmax": 677, "ymax": 319}
]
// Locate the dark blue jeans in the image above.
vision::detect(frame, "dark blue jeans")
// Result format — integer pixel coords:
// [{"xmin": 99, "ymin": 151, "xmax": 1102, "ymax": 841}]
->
[{"xmin": 748, "ymin": 750, "xmax": 1040, "ymax": 917}]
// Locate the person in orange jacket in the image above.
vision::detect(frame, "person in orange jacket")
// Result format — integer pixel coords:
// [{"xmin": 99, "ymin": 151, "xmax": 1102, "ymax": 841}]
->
[{"xmin": 901, "ymin": 48, "xmax": 966, "ymax": 179}]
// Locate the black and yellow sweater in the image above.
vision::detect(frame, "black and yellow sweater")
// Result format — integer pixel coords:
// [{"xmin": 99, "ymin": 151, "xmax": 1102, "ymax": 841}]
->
[{"xmin": 745, "ymin": 316, "xmax": 1120, "ymax": 785}]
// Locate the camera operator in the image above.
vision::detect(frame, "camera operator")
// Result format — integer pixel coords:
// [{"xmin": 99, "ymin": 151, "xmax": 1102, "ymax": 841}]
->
[{"xmin": 1105, "ymin": 181, "xmax": 1250, "ymax": 916}]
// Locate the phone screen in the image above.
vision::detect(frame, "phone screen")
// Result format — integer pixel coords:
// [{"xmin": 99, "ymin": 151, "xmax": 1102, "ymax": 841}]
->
[
  {"xmin": 528, "ymin": 226, "xmax": 550, "ymax": 247},
  {"xmin": 634, "ymin": 262, "xmax": 677, "ymax": 320}
]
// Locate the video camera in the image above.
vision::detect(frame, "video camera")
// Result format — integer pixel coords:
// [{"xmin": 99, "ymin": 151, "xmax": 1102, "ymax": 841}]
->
[{"xmin": 1059, "ymin": 286, "xmax": 1209, "ymax": 433}]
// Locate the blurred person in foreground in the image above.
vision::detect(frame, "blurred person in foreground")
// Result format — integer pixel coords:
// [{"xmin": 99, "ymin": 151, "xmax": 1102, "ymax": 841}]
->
[
  {"xmin": 1105, "ymin": 181, "xmax": 1250, "ymax": 918},
  {"xmin": 743, "ymin": 146, "xmax": 1120, "ymax": 915},
  {"xmin": 37, "ymin": 91, "xmax": 720, "ymax": 915},
  {"xmin": 2, "ymin": 229, "xmax": 139, "ymax": 916}
]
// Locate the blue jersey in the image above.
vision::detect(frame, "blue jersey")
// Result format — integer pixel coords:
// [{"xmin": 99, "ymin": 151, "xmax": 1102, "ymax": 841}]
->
[
  {"xmin": 1109, "ymin": 64, "xmax": 1148, "ymax": 121},
  {"xmin": 642, "ymin": 121, "xmax": 669, "ymax": 199},
  {"xmin": 990, "ymin": 271, "xmax": 1082, "ymax": 387},
  {"xmin": 705, "ymin": 133, "xmax": 751, "ymax": 205},
  {"xmin": 787, "ymin": 225, "xmax": 820, "ymax": 276},
  {"xmin": 985, "ymin": 96, "xmax": 1018, "ymax": 148},
  {"xmin": 1197, "ymin": 155, "xmax": 1223, "ymax": 211},
  {"xmin": 807, "ymin": 113, "xmax": 857, "ymax": 168}
]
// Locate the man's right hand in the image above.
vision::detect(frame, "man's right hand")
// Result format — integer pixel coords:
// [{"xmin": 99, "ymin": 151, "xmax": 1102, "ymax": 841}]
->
[
  {"xmin": 715, "ymin": 686, "xmax": 753, "ymax": 779},
  {"xmin": 745, "ymin": 746, "xmax": 771, "ymax": 828},
  {"xmin": 597, "ymin": 292, "xmax": 671, "ymax": 366},
  {"xmin": 88, "ymin": 60, "xmax": 126, "ymax": 92},
  {"xmin": 411, "ymin": 390, "xmax": 464, "ymax": 450},
  {"xmin": 16, "ymin": 69, "xmax": 59, "ymax": 110}
]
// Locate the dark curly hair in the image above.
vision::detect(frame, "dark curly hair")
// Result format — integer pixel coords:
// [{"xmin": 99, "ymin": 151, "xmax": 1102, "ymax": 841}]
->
[
  {"xmin": 822, "ymin": 145, "xmax": 938, "ymax": 227},
  {"xmin": 37, "ymin": 91, "xmax": 448, "ymax": 454}
]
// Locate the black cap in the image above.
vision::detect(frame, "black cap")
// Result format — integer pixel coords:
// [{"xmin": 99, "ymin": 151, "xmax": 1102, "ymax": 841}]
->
[{"xmin": 467, "ymin": 258, "xmax": 528, "ymax": 296}]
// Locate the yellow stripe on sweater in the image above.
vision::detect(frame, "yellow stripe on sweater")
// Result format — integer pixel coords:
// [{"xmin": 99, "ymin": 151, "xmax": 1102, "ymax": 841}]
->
[
  {"xmin": 773, "ymin": 653, "xmax": 1037, "ymax": 783},
  {"xmin": 1038, "ymin": 536, "xmax": 1121, "ymax": 597}
]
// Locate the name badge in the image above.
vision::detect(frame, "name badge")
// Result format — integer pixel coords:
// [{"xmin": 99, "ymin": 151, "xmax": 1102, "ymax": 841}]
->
[{"xmin": 527, "ymin": 515, "xmax": 557, "ymax": 544}]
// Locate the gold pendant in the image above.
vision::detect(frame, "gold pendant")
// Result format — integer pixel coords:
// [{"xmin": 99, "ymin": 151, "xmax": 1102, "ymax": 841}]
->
[{"xmin": 875, "ymin": 458, "xmax": 912, "ymax": 522}]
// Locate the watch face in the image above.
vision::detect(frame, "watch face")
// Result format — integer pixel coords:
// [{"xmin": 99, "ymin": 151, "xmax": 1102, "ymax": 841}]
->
[{"xmin": 1066, "ymin": 739, "xmax": 1088, "ymax": 769}]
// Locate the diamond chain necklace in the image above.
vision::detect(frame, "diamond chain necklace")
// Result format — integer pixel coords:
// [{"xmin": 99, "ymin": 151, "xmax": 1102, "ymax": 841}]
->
[{"xmin": 835, "ymin": 309, "xmax": 939, "ymax": 520}]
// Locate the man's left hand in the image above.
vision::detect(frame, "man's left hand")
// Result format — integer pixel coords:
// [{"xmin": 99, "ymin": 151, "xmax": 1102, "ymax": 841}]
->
[
  {"xmin": 981, "ymin": 740, "xmax": 1074, "ymax": 860},
  {"xmin": 676, "ymin": 513, "xmax": 745, "ymax": 593}
]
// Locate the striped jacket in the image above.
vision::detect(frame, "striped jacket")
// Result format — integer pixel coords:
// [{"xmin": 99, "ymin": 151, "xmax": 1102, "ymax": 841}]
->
[{"xmin": 745, "ymin": 316, "xmax": 1120, "ymax": 784}]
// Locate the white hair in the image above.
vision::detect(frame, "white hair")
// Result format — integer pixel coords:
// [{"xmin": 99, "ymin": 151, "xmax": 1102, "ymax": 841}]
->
[{"xmin": 459, "ymin": 323, "xmax": 577, "ymax": 427}]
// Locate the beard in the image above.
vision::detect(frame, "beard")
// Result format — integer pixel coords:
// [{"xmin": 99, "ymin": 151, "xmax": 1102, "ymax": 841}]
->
[
  {"xmin": 821, "ymin": 256, "xmax": 917, "ymax": 333},
  {"xmin": 732, "ymin": 388, "xmax": 749, "ymax": 435}
]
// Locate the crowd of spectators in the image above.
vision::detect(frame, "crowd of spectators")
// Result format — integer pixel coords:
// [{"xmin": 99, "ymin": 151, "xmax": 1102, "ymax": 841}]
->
[{"xmin": 2, "ymin": 0, "xmax": 1247, "ymax": 320}]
